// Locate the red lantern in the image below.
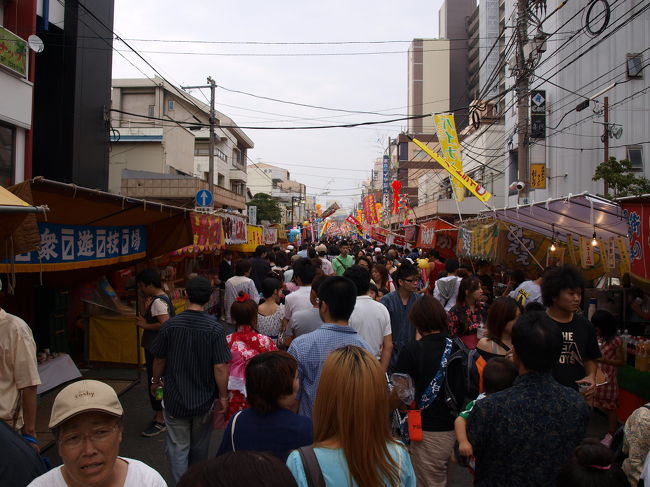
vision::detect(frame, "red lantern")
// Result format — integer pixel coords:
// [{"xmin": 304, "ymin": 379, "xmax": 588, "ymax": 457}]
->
[{"xmin": 391, "ymin": 180, "xmax": 402, "ymax": 214}]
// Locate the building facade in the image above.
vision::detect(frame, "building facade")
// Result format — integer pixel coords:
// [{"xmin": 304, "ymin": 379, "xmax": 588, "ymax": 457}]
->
[
  {"xmin": 247, "ymin": 162, "xmax": 307, "ymax": 225},
  {"xmin": 110, "ymin": 77, "xmax": 252, "ymax": 210}
]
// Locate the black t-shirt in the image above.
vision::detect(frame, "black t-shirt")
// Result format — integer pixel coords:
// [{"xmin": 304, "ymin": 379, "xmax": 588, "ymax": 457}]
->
[
  {"xmin": 393, "ymin": 334, "xmax": 455, "ymax": 432},
  {"xmin": 543, "ymin": 313, "xmax": 601, "ymax": 390}
]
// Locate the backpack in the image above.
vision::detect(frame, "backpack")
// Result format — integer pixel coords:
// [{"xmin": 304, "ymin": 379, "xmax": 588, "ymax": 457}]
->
[{"xmin": 443, "ymin": 337, "xmax": 481, "ymax": 416}]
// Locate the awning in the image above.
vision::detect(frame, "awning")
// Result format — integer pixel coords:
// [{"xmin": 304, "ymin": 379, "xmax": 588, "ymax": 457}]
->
[
  {"xmin": 479, "ymin": 192, "xmax": 629, "ymax": 243},
  {"xmin": 0, "ymin": 185, "xmax": 46, "ymax": 260},
  {"xmin": 1, "ymin": 178, "xmax": 193, "ymax": 272}
]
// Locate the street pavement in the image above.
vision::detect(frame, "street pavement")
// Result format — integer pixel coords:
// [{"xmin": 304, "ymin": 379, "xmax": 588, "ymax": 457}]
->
[{"xmin": 41, "ymin": 367, "xmax": 607, "ymax": 486}]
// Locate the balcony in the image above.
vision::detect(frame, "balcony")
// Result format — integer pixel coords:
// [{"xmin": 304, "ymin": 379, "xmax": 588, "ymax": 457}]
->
[
  {"xmin": 120, "ymin": 170, "xmax": 246, "ymax": 210},
  {"xmin": 229, "ymin": 168, "xmax": 247, "ymax": 182}
]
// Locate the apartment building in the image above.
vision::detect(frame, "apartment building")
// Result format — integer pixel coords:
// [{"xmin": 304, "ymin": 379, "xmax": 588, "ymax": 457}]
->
[
  {"xmin": 110, "ymin": 77, "xmax": 253, "ymax": 210},
  {"xmin": 247, "ymin": 162, "xmax": 307, "ymax": 225}
]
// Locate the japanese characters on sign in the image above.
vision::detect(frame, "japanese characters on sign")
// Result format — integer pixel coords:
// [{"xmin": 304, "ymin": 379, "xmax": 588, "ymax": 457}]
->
[
  {"xmin": 222, "ymin": 214, "xmax": 248, "ymax": 245},
  {"xmin": 363, "ymin": 195, "xmax": 379, "ymax": 224},
  {"xmin": 530, "ymin": 163, "xmax": 547, "ymax": 189},
  {"xmin": 0, "ymin": 26, "xmax": 28, "ymax": 78},
  {"xmin": 263, "ymin": 227, "xmax": 277, "ymax": 245},
  {"xmin": 4, "ymin": 223, "xmax": 147, "ymax": 271},
  {"xmin": 411, "ymin": 137, "xmax": 492, "ymax": 203},
  {"xmin": 434, "ymin": 114, "xmax": 465, "ymax": 202},
  {"xmin": 530, "ymin": 90, "xmax": 546, "ymax": 139}
]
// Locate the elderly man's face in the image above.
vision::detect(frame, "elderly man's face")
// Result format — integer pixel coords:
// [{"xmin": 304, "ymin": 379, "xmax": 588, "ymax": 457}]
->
[{"xmin": 58, "ymin": 412, "xmax": 123, "ymax": 486}]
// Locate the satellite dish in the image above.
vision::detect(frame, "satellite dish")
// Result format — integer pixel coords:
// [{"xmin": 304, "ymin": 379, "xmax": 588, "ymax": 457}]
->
[{"xmin": 27, "ymin": 35, "xmax": 44, "ymax": 53}]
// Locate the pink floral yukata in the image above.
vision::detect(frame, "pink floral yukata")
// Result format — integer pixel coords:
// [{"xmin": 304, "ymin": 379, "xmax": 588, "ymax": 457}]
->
[{"xmin": 226, "ymin": 325, "xmax": 277, "ymax": 419}]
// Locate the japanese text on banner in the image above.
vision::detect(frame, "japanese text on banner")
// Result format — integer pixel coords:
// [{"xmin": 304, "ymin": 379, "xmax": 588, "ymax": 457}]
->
[{"xmin": 434, "ymin": 114, "xmax": 464, "ymax": 202}]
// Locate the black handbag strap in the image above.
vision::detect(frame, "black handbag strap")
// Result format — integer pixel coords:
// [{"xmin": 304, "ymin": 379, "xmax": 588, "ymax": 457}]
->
[{"xmin": 298, "ymin": 446, "xmax": 326, "ymax": 487}]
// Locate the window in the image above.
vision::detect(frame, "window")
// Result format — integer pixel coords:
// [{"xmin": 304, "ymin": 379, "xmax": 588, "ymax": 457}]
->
[
  {"xmin": 0, "ymin": 123, "xmax": 15, "ymax": 187},
  {"xmin": 217, "ymin": 173, "xmax": 225, "ymax": 187},
  {"xmin": 627, "ymin": 146, "xmax": 643, "ymax": 171},
  {"xmin": 168, "ymin": 100, "xmax": 175, "ymax": 111},
  {"xmin": 627, "ymin": 53, "xmax": 644, "ymax": 79},
  {"xmin": 148, "ymin": 105, "xmax": 155, "ymax": 118}
]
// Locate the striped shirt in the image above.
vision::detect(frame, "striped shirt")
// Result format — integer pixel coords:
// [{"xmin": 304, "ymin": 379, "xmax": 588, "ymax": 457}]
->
[
  {"xmin": 288, "ymin": 324, "xmax": 371, "ymax": 418},
  {"xmin": 150, "ymin": 310, "xmax": 231, "ymax": 418},
  {"xmin": 224, "ymin": 276, "xmax": 260, "ymax": 323}
]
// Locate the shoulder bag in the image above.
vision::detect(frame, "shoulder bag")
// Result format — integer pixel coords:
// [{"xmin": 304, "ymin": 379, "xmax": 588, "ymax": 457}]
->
[{"xmin": 298, "ymin": 446, "xmax": 326, "ymax": 487}]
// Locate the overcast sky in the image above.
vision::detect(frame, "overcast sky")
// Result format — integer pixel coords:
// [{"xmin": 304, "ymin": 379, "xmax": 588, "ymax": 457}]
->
[{"xmin": 112, "ymin": 0, "xmax": 446, "ymax": 210}]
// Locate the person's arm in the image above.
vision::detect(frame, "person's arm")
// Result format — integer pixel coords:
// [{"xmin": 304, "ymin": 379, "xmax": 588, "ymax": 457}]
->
[
  {"xmin": 379, "ymin": 334, "xmax": 393, "ymax": 373},
  {"xmin": 454, "ymin": 415, "xmax": 473, "ymax": 457},
  {"xmin": 149, "ymin": 358, "xmax": 166, "ymax": 396},
  {"xmin": 214, "ymin": 363, "xmax": 230, "ymax": 413},
  {"xmin": 20, "ymin": 385, "xmax": 38, "ymax": 451},
  {"xmin": 597, "ymin": 343, "xmax": 625, "ymax": 367},
  {"xmin": 577, "ymin": 359, "xmax": 597, "ymax": 398},
  {"xmin": 137, "ymin": 298, "xmax": 171, "ymax": 331}
]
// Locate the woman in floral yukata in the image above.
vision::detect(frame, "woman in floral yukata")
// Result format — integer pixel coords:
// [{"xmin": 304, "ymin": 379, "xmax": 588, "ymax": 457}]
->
[{"xmin": 226, "ymin": 292, "xmax": 277, "ymax": 419}]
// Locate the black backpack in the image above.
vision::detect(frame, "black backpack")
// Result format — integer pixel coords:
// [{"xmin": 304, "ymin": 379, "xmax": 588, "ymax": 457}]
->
[{"xmin": 443, "ymin": 337, "xmax": 481, "ymax": 416}]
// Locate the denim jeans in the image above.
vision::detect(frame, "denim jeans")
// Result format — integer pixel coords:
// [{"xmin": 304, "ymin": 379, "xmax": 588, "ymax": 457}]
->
[{"xmin": 164, "ymin": 409, "xmax": 213, "ymax": 483}]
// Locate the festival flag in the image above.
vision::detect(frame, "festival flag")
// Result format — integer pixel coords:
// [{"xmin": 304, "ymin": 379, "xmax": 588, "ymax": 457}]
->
[
  {"xmin": 434, "ymin": 114, "xmax": 465, "ymax": 202},
  {"xmin": 411, "ymin": 137, "xmax": 491, "ymax": 203},
  {"xmin": 345, "ymin": 215, "xmax": 364, "ymax": 235},
  {"xmin": 320, "ymin": 202, "xmax": 340, "ymax": 219}
]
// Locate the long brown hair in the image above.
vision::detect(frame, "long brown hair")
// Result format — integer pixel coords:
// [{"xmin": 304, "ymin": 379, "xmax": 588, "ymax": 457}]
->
[
  {"xmin": 313, "ymin": 346, "xmax": 399, "ymax": 487},
  {"xmin": 372, "ymin": 263, "xmax": 389, "ymax": 289}
]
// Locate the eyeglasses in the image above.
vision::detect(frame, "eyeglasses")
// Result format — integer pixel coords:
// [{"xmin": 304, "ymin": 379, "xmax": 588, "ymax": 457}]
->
[{"xmin": 59, "ymin": 424, "xmax": 119, "ymax": 449}]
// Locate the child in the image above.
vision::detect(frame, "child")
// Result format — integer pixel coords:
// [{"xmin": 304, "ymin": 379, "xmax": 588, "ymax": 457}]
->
[
  {"xmin": 556, "ymin": 438, "xmax": 628, "ymax": 487},
  {"xmin": 455, "ymin": 357, "xmax": 519, "ymax": 459},
  {"xmin": 591, "ymin": 310, "xmax": 625, "ymax": 447}
]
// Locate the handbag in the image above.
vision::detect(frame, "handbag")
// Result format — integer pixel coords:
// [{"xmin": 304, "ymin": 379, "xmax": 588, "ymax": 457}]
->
[{"xmin": 298, "ymin": 446, "xmax": 326, "ymax": 487}]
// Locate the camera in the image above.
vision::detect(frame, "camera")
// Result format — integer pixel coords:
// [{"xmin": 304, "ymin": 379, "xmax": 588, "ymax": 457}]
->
[{"xmin": 509, "ymin": 181, "xmax": 526, "ymax": 192}]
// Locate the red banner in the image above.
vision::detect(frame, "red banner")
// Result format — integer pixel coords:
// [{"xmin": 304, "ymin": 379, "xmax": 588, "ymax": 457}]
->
[
  {"xmin": 620, "ymin": 202, "xmax": 647, "ymax": 280},
  {"xmin": 416, "ymin": 219, "xmax": 457, "ymax": 259},
  {"xmin": 371, "ymin": 226, "xmax": 388, "ymax": 243},
  {"xmin": 364, "ymin": 195, "xmax": 379, "ymax": 224},
  {"xmin": 172, "ymin": 214, "xmax": 223, "ymax": 255},
  {"xmin": 345, "ymin": 215, "xmax": 363, "ymax": 235}
]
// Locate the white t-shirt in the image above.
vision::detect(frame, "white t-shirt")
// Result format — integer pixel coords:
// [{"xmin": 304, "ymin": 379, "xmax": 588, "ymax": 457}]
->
[
  {"xmin": 509, "ymin": 280, "xmax": 542, "ymax": 306},
  {"xmin": 150, "ymin": 297, "xmax": 170, "ymax": 317},
  {"xmin": 284, "ymin": 286, "xmax": 313, "ymax": 322},
  {"xmin": 28, "ymin": 458, "xmax": 166, "ymax": 487},
  {"xmin": 348, "ymin": 296, "xmax": 392, "ymax": 357}
]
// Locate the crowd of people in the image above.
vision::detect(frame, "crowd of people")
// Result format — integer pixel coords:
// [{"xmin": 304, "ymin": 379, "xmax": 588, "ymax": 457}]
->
[{"xmin": 1, "ymin": 238, "xmax": 650, "ymax": 486}]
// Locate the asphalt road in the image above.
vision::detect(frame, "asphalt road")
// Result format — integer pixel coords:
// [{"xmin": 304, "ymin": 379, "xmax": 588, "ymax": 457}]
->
[{"xmin": 42, "ymin": 368, "xmax": 607, "ymax": 486}]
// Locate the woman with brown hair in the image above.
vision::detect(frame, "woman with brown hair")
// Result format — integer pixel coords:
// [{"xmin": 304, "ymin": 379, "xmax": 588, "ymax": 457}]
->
[
  {"xmin": 225, "ymin": 292, "xmax": 277, "ymax": 420},
  {"xmin": 476, "ymin": 296, "xmax": 521, "ymax": 360},
  {"xmin": 447, "ymin": 276, "xmax": 487, "ymax": 349},
  {"xmin": 371, "ymin": 263, "xmax": 394, "ymax": 292},
  {"xmin": 286, "ymin": 346, "xmax": 416, "ymax": 487},
  {"xmin": 393, "ymin": 295, "xmax": 457, "ymax": 486}
]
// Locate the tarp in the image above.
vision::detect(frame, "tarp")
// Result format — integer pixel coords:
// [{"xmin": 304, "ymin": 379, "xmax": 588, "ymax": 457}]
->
[
  {"xmin": 0, "ymin": 185, "xmax": 43, "ymax": 260},
  {"xmin": 480, "ymin": 192, "xmax": 628, "ymax": 243},
  {"xmin": 0, "ymin": 178, "xmax": 193, "ymax": 272}
]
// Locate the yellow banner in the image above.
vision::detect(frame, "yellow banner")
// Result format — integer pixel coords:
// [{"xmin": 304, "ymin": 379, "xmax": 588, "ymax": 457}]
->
[
  {"xmin": 434, "ymin": 114, "xmax": 464, "ymax": 202},
  {"xmin": 566, "ymin": 233, "xmax": 577, "ymax": 265},
  {"xmin": 617, "ymin": 236, "xmax": 631, "ymax": 276},
  {"xmin": 579, "ymin": 236, "xmax": 596, "ymax": 268},
  {"xmin": 412, "ymin": 137, "xmax": 492, "ymax": 203}
]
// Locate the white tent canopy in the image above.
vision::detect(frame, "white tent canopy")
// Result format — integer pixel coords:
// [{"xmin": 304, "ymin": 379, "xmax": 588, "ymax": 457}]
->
[{"xmin": 479, "ymin": 192, "xmax": 629, "ymax": 243}]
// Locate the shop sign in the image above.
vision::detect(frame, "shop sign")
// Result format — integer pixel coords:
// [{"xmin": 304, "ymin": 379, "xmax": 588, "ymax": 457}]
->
[
  {"xmin": 3, "ymin": 223, "xmax": 147, "ymax": 271},
  {"xmin": 263, "ymin": 227, "xmax": 277, "ymax": 245},
  {"xmin": 579, "ymin": 236, "xmax": 595, "ymax": 268},
  {"xmin": 0, "ymin": 26, "xmax": 28, "ymax": 78},
  {"xmin": 530, "ymin": 90, "xmax": 546, "ymax": 139},
  {"xmin": 620, "ymin": 203, "xmax": 646, "ymax": 278},
  {"xmin": 530, "ymin": 164, "xmax": 547, "ymax": 189},
  {"xmin": 222, "ymin": 214, "xmax": 247, "ymax": 245},
  {"xmin": 228, "ymin": 225, "xmax": 263, "ymax": 253}
]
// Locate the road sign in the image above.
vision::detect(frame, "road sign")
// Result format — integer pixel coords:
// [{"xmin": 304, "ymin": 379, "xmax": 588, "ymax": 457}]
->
[{"xmin": 195, "ymin": 190, "xmax": 213, "ymax": 208}]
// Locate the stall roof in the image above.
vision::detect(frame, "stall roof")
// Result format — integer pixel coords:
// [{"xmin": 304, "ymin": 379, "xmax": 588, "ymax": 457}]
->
[
  {"xmin": 10, "ymin": 178, "xmax": 193, "ymax": 258},
  {"xmin": 478, "ymin": 192, "xmax": 628, "ymax": 242}
]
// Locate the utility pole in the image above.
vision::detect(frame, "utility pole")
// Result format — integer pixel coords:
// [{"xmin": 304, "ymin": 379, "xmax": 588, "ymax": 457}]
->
[
  {"xmin": 603, "ymin": 96, "xmax": 609, "ymax": 196},
  {"xmin": 182, "ymin": 77, "xmax": 217, "ymax": 192},
  {"xmin": 515, "ymin": 0, "xmax": 529, "ymax": 201}
]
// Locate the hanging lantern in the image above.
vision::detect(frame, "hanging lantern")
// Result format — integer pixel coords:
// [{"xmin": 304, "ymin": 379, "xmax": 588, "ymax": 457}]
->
[{"xmin": 391, "ymin": 180, "xmax": 402, "ymax": 214}]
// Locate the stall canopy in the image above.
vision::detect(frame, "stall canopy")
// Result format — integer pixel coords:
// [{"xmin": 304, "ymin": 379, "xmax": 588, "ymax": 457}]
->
[
  {"xmin": 1, "ymin": 178, "xmax": 193, "ymax": 272},
  {"xmin": 479, "ymin": 192, "xmax": 629, "ymax": 243},
  {"xmin": 0, "ymin": 185, "xmax": 47, "ymax": 260}
]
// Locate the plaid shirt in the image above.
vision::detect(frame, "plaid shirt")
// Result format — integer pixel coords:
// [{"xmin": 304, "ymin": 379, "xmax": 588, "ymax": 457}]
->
[{"xmin": 288, "ymin": 324, "xmax": 371, "ymax": 418}]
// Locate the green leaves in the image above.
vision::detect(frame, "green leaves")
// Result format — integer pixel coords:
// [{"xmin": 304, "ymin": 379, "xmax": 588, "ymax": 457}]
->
[{"xmin": 592, "ymin": 157, "xmax": 650, "ymax": 198}]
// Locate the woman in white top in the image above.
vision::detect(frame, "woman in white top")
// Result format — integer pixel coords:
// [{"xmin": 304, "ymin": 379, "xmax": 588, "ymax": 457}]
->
[
  {"xmin": 286, "ymin": 346, "xmax": 416, "ymax": 487},
  {"xmin": 257, "ymin": 278, "xmax": 286, "ymax": 345}
]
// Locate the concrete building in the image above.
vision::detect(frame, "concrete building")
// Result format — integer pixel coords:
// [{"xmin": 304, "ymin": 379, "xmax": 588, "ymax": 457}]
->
[
  {"xmin": 468, "ymin": 0, "xmax": 501, "ymax": 101},
  {"xmin": 407, "ymin": 39, "xmax": 450, "ymax": 134},
  {"xmin": 247, "ymin": 162, "xmax": 307, "ymax": 225},
  {"xmin": 110, "ymin": 77, "xmax": 252, "ymax": 210},
  {"xmin": 499, "ymin": 0, "xmax": 650, "ymax": 204},
  {"xmin": 0, "ymin": 0, "xmax": 36, "ymax": 187}
]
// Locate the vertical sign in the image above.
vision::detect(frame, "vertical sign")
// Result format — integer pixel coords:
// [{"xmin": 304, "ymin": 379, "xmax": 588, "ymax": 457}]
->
[
  {"xmin": 530, "ymin": 163, "xmax": 547, "ymax": 189},
  {"xmin": 530, "ymin": 90, "xmax": 546, "ymax": 139},
  {"xmin": 382, "ymin": 155, "xmax": 390, "ymax": 219},
  {"xmin": 248, "ymin": 205, "xmax": 257, "ymax": 226},
  {"xmin": 434, "ymin": 114, "xmax": 464, "ymax": 202}
]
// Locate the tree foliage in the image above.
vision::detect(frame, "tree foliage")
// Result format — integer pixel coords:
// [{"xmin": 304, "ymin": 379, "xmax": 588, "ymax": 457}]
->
[
  {"xmin": 247, "ymin": 192, "xmax": 282, "ymax": 224},
  {"xmin": 592, "ymin": 157, "xmax": 650, "ymax": 199}
]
